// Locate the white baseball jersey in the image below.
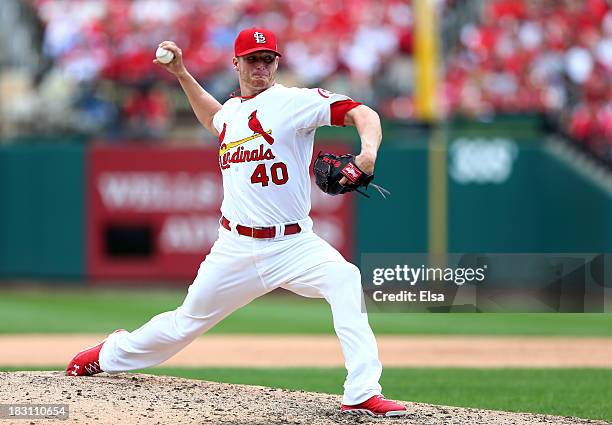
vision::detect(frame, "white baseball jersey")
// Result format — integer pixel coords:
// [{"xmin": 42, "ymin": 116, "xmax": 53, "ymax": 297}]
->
[{"xmin": 212, "ymin": 83, "xmax": 352, "ymax": 226}]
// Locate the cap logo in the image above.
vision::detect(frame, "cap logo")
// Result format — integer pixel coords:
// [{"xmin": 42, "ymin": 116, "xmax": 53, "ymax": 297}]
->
[{"xmin": 253, "ymin": 32, "xmax": 266, "ymax": 44}]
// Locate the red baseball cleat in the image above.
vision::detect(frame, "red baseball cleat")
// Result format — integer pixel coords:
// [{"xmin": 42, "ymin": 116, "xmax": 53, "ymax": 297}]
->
[
  {"xmin": 341, "ymin": 395, "xmax": 407, "ymax": 417},
  {"xmin": 65, "ymin": 329, "xmax": 125, "ymax": 376}
]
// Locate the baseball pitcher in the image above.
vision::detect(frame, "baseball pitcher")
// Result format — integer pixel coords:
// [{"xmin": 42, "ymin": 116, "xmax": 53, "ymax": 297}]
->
[{"xmin": 66, "ymin": 28, "xmax": 406, "ymax": 418}]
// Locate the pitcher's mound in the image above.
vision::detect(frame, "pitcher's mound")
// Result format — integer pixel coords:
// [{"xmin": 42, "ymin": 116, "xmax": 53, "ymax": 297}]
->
[{"xmin": 1, "ymin": 372, "xmax": 607, "ymax": 424}]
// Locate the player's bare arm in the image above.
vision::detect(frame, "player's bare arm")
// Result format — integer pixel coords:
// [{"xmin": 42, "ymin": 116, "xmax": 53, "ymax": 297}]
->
[
  {"xmin": 154, "ymin": 40, "xmax": 222, "ymax": 137},
  {"xmin": 344, "ymin": 104, "xmax": 382, "ymax": 176}
]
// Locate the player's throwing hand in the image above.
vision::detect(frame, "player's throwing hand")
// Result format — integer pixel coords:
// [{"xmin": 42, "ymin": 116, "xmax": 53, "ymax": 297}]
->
[{"xmin": 153, "ymin": 41, "xmax": 187, "ymax": 78}]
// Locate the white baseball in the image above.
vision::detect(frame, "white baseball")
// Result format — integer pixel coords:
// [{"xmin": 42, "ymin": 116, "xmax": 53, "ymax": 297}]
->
[{"xmin": 155, "ymin": 47, "xmax": 174, "ymax": 64}]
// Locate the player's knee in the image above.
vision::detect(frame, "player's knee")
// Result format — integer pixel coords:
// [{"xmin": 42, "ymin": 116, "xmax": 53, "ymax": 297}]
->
[
  {"xmin": 345, "ymin": 263, "xmax": 362, "ymax": 283},
  {"xmin": 331, "ymin": 262, "xmax": 362, "ymax": 293},
  {"xmin": 173, "ymin": 308, "xmax": 211, "ymax": 340}
]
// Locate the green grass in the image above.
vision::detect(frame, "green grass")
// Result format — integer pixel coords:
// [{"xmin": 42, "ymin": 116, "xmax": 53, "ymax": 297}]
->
[
  {"xmin": 2, "ymin": 366, "xmax": 611, "ymax": 422},
  {"xmin": 1, "ymin": 288, "xmax": 612, "ymax": 335}
]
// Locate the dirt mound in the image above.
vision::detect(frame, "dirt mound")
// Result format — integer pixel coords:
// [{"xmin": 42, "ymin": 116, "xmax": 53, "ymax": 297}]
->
[{"xmin": 1, "ymin": 372, "xmax": 608, "ymax": 425}]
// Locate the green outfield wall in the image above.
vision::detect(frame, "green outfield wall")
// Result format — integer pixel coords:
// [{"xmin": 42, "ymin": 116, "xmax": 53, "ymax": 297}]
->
[
  {"xmin": 356, "ymin": 139, "xmax": 429, "ymax": 253},
  {"xmin": 447, "ymin": 142, "xmax": 612, "ymax": 252},
  {"xmin": 443, "ymin": 118, "xmax": 612, "ymax": 252},
  {"xmin": 356, "ymin": 125, "xmax": 612, "ymax": 255},
  {"xmin": 0, "ymin": 144, "xmax": 85, "ymax": 278},
  {"xmin": 1, "ymin": 123, "xmax": 611, "ymax": 280}
]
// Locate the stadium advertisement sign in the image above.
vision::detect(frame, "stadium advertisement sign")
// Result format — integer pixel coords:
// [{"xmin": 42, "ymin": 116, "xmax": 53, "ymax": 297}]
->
[{"xmin": 87, "ymin": 144, "xmax": 353, "ymax": 282}]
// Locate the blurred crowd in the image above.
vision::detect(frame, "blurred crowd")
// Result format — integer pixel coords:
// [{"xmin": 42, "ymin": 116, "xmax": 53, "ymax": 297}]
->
[
  {"xmin": 446, "ymin": 0, "xmax": 612, "ymax": 162},
  {"xmin": 12, "ymin": 0, "xmax": 412, "ymax": 140},
  {"xmin": 0, "ymin": 0, "xmax": 610, "ymax": 162}
]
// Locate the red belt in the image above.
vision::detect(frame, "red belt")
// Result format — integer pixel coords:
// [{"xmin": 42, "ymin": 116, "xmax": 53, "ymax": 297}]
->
[{"xmin": 221, "ymin": 216, "xmax": 301, "ymax": 239}]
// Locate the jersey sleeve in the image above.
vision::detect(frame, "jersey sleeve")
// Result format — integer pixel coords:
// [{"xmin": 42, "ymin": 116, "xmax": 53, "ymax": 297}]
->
[
  {"xmin": 291, "ymin": 88, "xmax": 360, "ymax": 130},
  {"xmin": 212, "ymin": 106, "xmax": 226, "ymax": 134},
  {"xmin": 330, "ymin": 99, "xmax": 362, "ymax": 126}
]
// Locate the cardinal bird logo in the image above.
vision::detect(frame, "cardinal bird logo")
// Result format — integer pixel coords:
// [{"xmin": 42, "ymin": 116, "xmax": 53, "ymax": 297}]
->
[{"xmin": 248, "ymin": 110, "xmax": 274, "ymax": 145}]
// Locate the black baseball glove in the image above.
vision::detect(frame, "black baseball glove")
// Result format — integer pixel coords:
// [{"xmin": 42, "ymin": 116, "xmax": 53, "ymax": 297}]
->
[{"xmin": 312, "ymin": 151, "xmax": 390, "ymax": 198}]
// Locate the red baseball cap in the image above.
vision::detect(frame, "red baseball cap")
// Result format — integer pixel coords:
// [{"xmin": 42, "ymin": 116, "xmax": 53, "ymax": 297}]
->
[{"xmin": 234, "ymin": 28, "xmax": 282, "ymax": 57}]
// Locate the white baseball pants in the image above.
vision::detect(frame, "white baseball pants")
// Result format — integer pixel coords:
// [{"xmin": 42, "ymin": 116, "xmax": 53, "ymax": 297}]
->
[{"xmin": 99, "ymin": 218, "xmax": 383, "ymax": 405}]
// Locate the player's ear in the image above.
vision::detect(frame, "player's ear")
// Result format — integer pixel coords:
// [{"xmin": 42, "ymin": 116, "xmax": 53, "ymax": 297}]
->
[{"xmin": 232, "ymin": 57, "xmax": 239, "ymax": 71}]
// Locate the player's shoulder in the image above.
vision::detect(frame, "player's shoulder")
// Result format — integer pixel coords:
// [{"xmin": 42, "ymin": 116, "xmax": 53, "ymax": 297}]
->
[
  {"xmin": 280, "ymin": 85, "xmax": 340, "ymax": 100},
  {"xmin": 220, "ymin": 96, "xmax": 241, "ymax": 109},
  {"xmin": 268, "ymin": 84, "xmax": 302, "ymax": 98}
]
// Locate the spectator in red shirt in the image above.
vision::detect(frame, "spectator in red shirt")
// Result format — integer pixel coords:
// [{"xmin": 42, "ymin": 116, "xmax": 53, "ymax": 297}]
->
[{"xmin": 122, "ymin": 81, "xmax": 170, "ymax": 140}]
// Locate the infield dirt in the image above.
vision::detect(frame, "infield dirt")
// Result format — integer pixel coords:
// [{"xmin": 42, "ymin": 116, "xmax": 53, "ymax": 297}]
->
[
  {"xmin": 1, "ymin": 335, "xmax": 612, "ymax": 368},
  {"xmin": 2, "ymin": 371, "xmax": 611, "ymax": 425}
]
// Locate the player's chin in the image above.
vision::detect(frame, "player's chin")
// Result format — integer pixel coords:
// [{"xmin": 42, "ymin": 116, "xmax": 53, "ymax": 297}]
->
[{"xmin": 250, "ymin": 77, "xmax": 270, "ymax": 87}]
